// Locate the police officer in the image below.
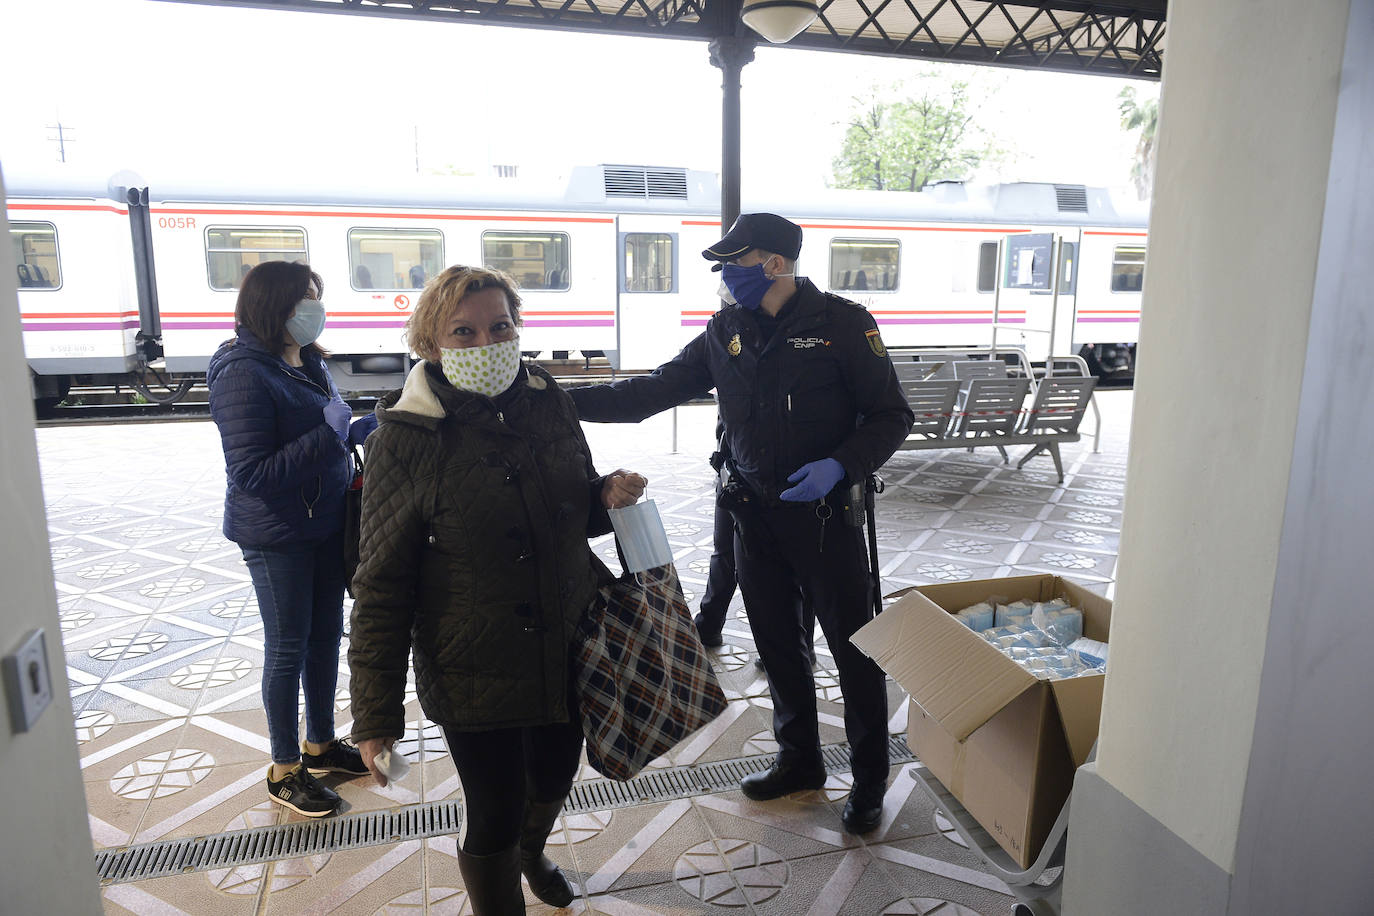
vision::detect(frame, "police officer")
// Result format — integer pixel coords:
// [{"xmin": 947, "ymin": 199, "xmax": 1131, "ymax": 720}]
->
[{"xmin": 570, "ymin": 213, "xmax": 914, "ymax": 834}]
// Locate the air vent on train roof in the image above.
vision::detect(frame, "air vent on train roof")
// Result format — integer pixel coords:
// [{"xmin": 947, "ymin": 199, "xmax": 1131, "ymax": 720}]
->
[
  {"xmin": 1054, "ymin": 184, "xmax": 1089, "ymax": 212},
  {"xmin": 603, "ymin": 167, "xmax": 689, "ymax": 200}
]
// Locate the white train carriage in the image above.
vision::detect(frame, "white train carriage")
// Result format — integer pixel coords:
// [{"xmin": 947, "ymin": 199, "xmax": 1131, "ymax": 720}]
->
[
  {"xmin": 7, "ymin": 172, "xmax": 148, "ymax": 404},
  {"xmin": 140, "ymin": 167, "xmax": 721, "ymax": 390},
  {"xmin": 780, "ymin": 181, "xmax": 1147, "ymax": 368},
  {"xmin": 7, "ymin": 164, "xmax": 1148, "ymax": 408}
]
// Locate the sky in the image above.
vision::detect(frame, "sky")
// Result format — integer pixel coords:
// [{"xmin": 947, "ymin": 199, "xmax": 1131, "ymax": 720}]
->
[{"xmin": 0, "ymin": 0, "xmax": 1158, "ymax": 194}]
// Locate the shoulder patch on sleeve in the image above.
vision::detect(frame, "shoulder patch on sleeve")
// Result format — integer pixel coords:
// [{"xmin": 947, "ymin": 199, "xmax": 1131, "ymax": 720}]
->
[
  {"xmin": 824, "ymin": 291, "xmax": 863, "ymax": 309},
  {"xmin": 865, "ymin": 327, "xmax": 887, "ymax": 357}
]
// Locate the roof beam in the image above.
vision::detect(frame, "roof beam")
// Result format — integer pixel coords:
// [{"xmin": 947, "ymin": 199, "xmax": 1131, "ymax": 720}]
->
[{"xmin": 153, "ymin": 0, "xmax": 1162, "ymax": 78}]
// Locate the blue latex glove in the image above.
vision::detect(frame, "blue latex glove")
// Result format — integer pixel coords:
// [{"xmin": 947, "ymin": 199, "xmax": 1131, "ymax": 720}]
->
[
  {"xmin": 779, "ymin": 458, "xmax": 845, "ymax": 502},
  {"xmin": 347, "ymin": 412, "xmax": 379, "ymax": 447},
  {"xmin": 323, "ymin": 396, "xmax": 351, "ymax": 441}
]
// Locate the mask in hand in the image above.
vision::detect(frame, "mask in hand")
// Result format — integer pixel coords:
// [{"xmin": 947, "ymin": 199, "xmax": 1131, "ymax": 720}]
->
[
  {"xmin": 285, "ymin": 299, "xmax": 327, "ymax": 347},
  {"xmin": 439, "ymin": 336, "xmax": 522, "ymax": 398},
  {"xmin": 721, "ymin": 260, "xmax": 793, "ymax": 310}
]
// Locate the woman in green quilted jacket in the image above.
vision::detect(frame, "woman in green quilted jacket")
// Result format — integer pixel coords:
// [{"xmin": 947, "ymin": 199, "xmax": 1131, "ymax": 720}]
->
[{"xmin": 347, "ymin": 265, "xmax": 645, "ymax": 915}]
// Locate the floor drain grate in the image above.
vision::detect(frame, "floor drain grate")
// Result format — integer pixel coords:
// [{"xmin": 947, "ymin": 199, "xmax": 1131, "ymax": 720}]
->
[
  {"xmin": 94, "ymin": 800, "xmax": 462, "ymax": 885},
  {"xmin": 563, "ymin": 735, "xmax": 912, "ymax": 813},
  {"xmin": 95, "ymin": 737, "xmax": 914, "ymax": 884}
]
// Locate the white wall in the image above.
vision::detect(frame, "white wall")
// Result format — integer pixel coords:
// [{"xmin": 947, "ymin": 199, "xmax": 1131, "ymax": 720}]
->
[
  {"xmin": 1095, "ymin": 0, "xmax": 1352, "ymax": 872},
  {"xmin": 0, "ymin": 166, "xmax": 102, "ymax": 912}
]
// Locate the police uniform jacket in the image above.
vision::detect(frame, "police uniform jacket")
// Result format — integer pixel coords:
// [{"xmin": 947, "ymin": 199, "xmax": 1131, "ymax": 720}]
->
[
  {"xmin": 571, "ymin": 279, "xmax": 915, "ymax": 504},
  {"xmin": 348, "ymin": 361, "xmax": 614, "ymax": 742}
]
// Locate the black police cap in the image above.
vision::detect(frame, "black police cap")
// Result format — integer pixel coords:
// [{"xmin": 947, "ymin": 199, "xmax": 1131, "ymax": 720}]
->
[{"xmin": 702, "ymin": 213, "xmax": 803, "ymax": 271}]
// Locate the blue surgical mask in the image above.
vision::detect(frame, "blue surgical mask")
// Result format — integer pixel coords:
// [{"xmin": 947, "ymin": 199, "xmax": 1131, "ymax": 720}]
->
[
  {"xmin": 721, "ymin": 260, "xmax": 793, "ymax": 310},
  {"xmin": 720, "ymin": 263, "xmax": 771, "ymax": 310},
  {"xmin": 285, "ymin": 299, "xmax": 326, "ymax": 347}
]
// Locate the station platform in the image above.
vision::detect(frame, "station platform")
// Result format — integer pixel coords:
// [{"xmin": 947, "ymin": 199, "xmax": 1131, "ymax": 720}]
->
[{"xmin": 40, "ymin": 390, "xmax": 1131, "ymax": 915}]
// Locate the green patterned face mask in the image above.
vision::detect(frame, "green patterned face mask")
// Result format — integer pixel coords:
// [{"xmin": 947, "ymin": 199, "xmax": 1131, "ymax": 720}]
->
[{"xmin": 438, "ymin": 337, "xmax": 521, "ymax": 398}]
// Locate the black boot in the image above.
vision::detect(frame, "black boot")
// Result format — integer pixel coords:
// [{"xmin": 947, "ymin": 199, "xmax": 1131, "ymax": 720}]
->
[
  {"xmin": 519, "ymin": 798, "xmax": 575, "ymax": 907},
  {"xmin": 457, "ymin": 844, "xmax": 525, "ymax": 915}
]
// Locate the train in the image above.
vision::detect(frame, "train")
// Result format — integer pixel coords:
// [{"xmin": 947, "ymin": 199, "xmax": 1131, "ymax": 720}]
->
[{"xmin": 6, "ymin": 164, "xmax": 1147, "ymax": 410}]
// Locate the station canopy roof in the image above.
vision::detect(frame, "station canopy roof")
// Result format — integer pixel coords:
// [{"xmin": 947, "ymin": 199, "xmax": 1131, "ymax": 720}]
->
[{"xmin": 166, "ymin": 0, "xmax": 1164, "ymax": 79}]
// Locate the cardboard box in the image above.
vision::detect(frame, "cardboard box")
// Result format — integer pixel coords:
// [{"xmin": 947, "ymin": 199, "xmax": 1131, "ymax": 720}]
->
[{"xmin": 852, "ymin": 574, "xmax": 1110, "ymax": 868}]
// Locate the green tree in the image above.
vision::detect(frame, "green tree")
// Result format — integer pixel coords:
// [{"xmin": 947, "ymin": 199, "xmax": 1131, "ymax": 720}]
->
[
  {"xmin": 1118, "ymin": 86, "xmax": 1159, "ymax": 200},
  {"xmin": 831, "ymin": 79, "xmax": 999, "ymax": 191}
]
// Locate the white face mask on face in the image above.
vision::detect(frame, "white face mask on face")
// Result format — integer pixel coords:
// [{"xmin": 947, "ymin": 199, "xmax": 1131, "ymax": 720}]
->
[
  {"xmin": 438, "ymin": 337, "xmax": 522, "ymax": 397},
  {"xmin": 285, "ymin": 299, "xmax": 326, "ymax": 347},
  {"xmin": 716, "ymin": 279, "xmax": 737, "ymax": 305}
]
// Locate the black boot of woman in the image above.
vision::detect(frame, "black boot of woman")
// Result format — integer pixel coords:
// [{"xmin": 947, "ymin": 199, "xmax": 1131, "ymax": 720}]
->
[
  {"xmin": 457, "ymin": 845, "xmax": 525, "ymax": 915},
  {"xmin": 520, "ymin": 798, "xmax": 575, "ymax": 907}
]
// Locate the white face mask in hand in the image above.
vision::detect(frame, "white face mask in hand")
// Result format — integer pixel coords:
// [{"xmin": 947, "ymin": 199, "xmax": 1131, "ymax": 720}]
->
[
  {"xmin": 438, "ymin": 337, "xmax": 521, "ymax": 397},
  {"xmin": 608, "ymin": 498, "xmax": 673, "ymax": 573},
  {"xmin": 374, "ymin": 745, "xmax": 410, "ymax": 782}
]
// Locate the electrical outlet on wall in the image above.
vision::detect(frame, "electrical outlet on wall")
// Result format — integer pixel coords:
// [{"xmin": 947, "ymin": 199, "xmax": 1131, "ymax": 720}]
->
[{"xmin": 3, "ymin": 629, "xmax": 53, "ymax": 734}]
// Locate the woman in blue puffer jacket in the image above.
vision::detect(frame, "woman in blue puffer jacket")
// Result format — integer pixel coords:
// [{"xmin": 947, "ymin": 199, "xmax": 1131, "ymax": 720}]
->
[{"xmin": 207, "ymin": 260, "xmax": 377, "ymax": 817}]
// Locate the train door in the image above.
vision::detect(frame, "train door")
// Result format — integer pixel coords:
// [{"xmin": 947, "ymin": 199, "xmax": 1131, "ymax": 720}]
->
[
  {"xmin": 992, "ymin": 229, "xmax": 1080, "ymax": 363},
  {"xmin": 1073, "ymin": 228, "xmax": 1146, "ymax": 375},
  {"xmin": 615, "ymin": 216, "xmax": 684, "ymax": 370}
]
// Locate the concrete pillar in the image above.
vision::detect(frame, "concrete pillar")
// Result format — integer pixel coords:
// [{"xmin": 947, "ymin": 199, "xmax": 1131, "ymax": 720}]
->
[
  {"xmin": 1064, "ymin": 1, "xmax": 1372, "ymax": 913},
  {"xmin": 0, "ymin": 166, "xmax": 102, "ymax": 911}
]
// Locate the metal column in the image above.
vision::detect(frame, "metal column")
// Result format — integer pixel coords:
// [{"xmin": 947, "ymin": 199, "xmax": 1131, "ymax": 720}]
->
[{"xmin": 708, "ymin": 25, "xmax": 755, "ymax": 231}]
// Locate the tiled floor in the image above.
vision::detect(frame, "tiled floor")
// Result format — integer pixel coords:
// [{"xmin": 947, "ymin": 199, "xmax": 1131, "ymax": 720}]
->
[{"xmin": 41, "ymin": 390, "xmax": 1133, "ymax": 915}]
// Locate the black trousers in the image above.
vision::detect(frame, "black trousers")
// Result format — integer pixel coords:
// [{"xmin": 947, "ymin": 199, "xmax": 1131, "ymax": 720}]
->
[
  {"xmin": 696, "ymin": 501, "xmax": 738, "ymax": 634},
  {"xmin": 731, "ymin": 498, "xmax": 889, "ymax": 786},
  {"xmin": 441, "ymin": 714, "xmax": 583, "ymax": 855},
  {"xmin": 699, "ymin": 501, "xmax": 816, "ymax": 649}
]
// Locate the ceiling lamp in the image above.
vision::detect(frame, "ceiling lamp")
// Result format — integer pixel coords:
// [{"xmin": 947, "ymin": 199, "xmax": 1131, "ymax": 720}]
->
[{"xmin": 740, "ymin": 0, "xmax": 818, "ymax": 43}]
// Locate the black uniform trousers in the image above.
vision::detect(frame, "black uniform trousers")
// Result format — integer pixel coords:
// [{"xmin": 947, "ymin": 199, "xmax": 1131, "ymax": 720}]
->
[
  {"xmin": 701, "ymin": 502, "xmax": 818, "ymax": 650},
  {"xmin": 696, "ymin": 501, "xmax": 738, "ymax": 635},
  {"xmin": 730, "ymin": 496, "xmax": 889, "ymax": 787}
]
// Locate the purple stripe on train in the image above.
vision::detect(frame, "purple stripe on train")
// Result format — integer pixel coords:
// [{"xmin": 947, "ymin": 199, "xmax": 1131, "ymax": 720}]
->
[
  {"xmin": 877, "ymin": 318, "xmax": 1024, "ymax": 325},
  {"xmin": 1077, "ymin": 317, "xmax": 1140, "ymax": 323},
  {"xmin": 163, "ymin": 319, "xmax": 617, "ymax": 330},
  {"xmin": 682, "ymin": 317, "xmax": 1027, "ymax": 327},
  {"xmin": 23, "ymin": 321, "xmax": 141, "ymax": 331},
  {"xmin": 521, "ymin": 320, "xmax": 616, "ymax": 327}
]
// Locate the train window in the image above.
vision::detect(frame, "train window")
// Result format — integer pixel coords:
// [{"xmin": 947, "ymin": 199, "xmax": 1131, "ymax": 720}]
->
[
  {"xmin": 829, "ymin": 239, "xmax": 898, "ymax": 291},
  {"xmin": 348, "ymin": 228, "xmax": 443, "ymax": 290},
  {"xmin": 1059, "ymin": 242, "xmax": 1078, "ymax": 294},
  {"xmin": 976, "ymin": 242, "xmax": 998, "ymax": 293},
  {"xmin": 482, "ymin": 231, "xmax": 570, "ymax": 291},
  {"xmin": 206, "ymin": 227, "xmax": 307, "ymax": 290},
  {"xmin": 623, "ymin": 233, "xmax": 674, "ymax": 293},
  {"xmin": 1111, "ymin": 245, "xmax": 1146, "ymax": 292},
  {"xmin": 10, "ymin": 222, "xmax": 61, "ymax": 289}
]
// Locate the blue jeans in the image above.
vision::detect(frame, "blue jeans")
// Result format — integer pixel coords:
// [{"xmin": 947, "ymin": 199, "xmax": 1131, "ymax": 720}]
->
[{"xmin": 242, "ymin": 529, "xmax": 346, "ymax": 764}]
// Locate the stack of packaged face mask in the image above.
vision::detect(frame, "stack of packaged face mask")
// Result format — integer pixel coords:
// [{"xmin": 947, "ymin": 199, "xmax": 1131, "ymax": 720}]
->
[
  {"xmin": 954, "ymin": 601, "xmax": 995, "ymax": 631},
  {"xmin": 954, "ymin": 598, "xmax": 1104, "ymax": 680},
  {"xmin": 994, "ymin": 599, "xmax": 1035, "ymax": 627},
  {"xmin": 982, "ymin": 625, "xmax": 1056, "ymax": 651},
  {"xmin": 1031, "ymin": 600, "xmax": 1084, "ymax": 646},
  {"xmin": 1068, "ymin": 637, "xmax": 1109, "ymax": 668}
]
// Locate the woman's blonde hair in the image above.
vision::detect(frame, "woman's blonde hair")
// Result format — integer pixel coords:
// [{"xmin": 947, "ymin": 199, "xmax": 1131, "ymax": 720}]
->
[{"xmin": 405, "ymin": 265, "xmax": 523, "ymax": 360}]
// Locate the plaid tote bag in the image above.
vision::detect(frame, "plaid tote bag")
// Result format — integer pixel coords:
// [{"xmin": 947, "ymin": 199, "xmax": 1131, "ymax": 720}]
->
[{"xmin": 573, "ymin": 561, "xmax": 728, "ymax": 781}]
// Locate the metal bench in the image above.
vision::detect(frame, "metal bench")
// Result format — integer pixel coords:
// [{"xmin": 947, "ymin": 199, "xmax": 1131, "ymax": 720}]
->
[
  {"xmin": 889, "ymin": 354, "xmax": 1098, "ymax": 482},
  {"xmin": 1013, "ymin": 375, "xmax": 1098, "ymax": 481}
]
